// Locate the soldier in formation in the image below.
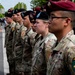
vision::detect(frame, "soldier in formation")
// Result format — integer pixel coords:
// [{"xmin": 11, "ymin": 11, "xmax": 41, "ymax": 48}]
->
[
  {"xmin": 20, "ymin": 10, "xmax": 36, "ymax": 75},
  {"xmin": 47, "ymin": 1, "xmax": 75, "ymax": 75},
  {"xmin": 5, "ymin": 11, "xmax": 16, "ymax": 75},
  {"xmin": 30, "ymin": 11, "xmax": 57, "ymax": 75},
  {"xmin": 12, "ymin": 9, "xmax": 27, "ymax": 75}
]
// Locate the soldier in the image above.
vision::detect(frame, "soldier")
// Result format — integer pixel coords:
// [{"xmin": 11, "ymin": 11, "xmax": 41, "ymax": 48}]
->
[
  {"xmin": 31, "ymin": 11, "xmax": 57, "ymax": 75},
  {"xmin": 28, "ymin": 11, "xmax": 40, "ymax": 48},
  {"xmin": 21, "ymin": 10, "xmax": 36, "ymax": 75},
  {"xmin": 5, "ymin": 11, "xmax": 16, "ymax": 75},
  {"xmin": 12, "ymin": 9, "xmax": 27, "ymax": 75},
  {"xmin": 12, "ymin": 9, "xmax": 18, "ymax": 22},
  {"xmin": 47, "ymin": 1, "xmax": 75, "ymax": 75}
]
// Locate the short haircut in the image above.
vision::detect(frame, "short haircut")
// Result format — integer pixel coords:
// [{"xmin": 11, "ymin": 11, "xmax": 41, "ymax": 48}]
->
[{"xmin": 60, "ymin": 11, "xmax": 75, "ymax": 27}]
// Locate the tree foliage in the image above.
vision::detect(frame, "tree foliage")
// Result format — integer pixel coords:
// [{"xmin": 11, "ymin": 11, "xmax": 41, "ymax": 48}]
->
[
  {"xmin": 30, "ymin": 0, "xmax": 47, "ymax": 8},
  {"xmin": 0, "ymin": 3, "xmax": 4, "ymax": 9},
  {"xmin": 72, "ymin": 0, "xmax": 75, "ymax": 2},
  {"xmin": 0, "ymin": 14, "xmax": 4, "ymax": 18},
  {"xmin": 14, "ymin": 2, "xmax": 27, "ymax": 10}
]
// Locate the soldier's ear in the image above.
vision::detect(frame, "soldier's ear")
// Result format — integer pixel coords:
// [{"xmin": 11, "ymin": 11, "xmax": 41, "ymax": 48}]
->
[
  {"xmin": 64, "ymin": 18, "xmax": 71, "ymax": 27},
  {"xmin": 45, "ymin": 22, "xmax": 49, "ymax": 28}
]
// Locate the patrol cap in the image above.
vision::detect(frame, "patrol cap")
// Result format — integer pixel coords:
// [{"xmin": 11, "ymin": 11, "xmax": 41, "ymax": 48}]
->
[
  {"xmin": 21, "ymin": 10, "xmax": 34, "ymax": 19},
  {"xmin": 5, "ymin": 12, "xmax": 13, "ymax": 17},
  {"xmin": 49, "ymin": 0, "xmax": 75, "ymax": 12},
  {"xmin": 36, "ymin": 11, "xmax": 49, "ymax": 20},
  {"xmin": 17, "ymin": 8, "xmax": 26, "ymax": 12},
  {"xmin": 29, "ymin": 11, "xmax": 36, "ymax": 23}
]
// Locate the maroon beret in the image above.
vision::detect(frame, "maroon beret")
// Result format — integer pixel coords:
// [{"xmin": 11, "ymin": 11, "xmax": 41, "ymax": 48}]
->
[
  {"xmin": 49, "ymin": 0, "xmax": 75, "ymax": 12},
  {"xmin": 34, "ymin": 7, "xmax": 41, "ymax": 11}
]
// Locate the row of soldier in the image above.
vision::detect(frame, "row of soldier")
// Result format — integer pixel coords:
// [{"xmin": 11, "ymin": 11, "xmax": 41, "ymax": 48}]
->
[{"xmin": 4, "ymin": 0, "xmax": 75, "ymax": 75}]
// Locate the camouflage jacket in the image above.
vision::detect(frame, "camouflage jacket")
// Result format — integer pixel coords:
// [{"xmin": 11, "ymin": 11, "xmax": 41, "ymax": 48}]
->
[
  {"xmin": 13, "ymin": 23, "xmax": 26, "ymax": 59},
  {"xmin": 5, "ymin": 21, "xmax": 16, "ymax": 63},
  {"xmin": 31, "ymin": 32, "xmax": 57, "ymax": 75},
  {"xmin": 29, "ymin": 32, "xmax": 39, "ymax": 49},
  {"xmin": 47, "ymin": 30, "xmax": 75, "ymax": 75},
  {"xmin": 13, "ymin": 23, "xmax": 27, "ymax": 72},
  {"xmin": 5, "ymin": 21, "xmax": 16, "ymax": 47},
  {"xmin": 21, "ymin": 28, "xmax": 35, "ymax": 73}
]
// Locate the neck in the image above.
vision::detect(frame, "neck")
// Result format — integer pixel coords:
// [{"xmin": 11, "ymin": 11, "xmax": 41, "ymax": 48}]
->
[
  {"xmin": 54, "ymin": 28, "xmax": 72, "ymax": 42},
  {"xmin": 27, "ymin": 23, "xmax": 32, "ymax": 30},
  {"xmin": 9, "ymin": 20, "xmax": 13, "ymax": 24},
  {"xmin": 18, "ymin": 21, "xmax": 23, "ymax": 25},
  {"xmin": 41, "ymin": 29, "xmax": 49, "ymax": 37}
]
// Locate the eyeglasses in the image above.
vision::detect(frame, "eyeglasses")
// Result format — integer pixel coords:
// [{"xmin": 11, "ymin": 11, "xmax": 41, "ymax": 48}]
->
[{"xmin": 49, "ymin": 15, "xmax": 68, "ymax": 21}]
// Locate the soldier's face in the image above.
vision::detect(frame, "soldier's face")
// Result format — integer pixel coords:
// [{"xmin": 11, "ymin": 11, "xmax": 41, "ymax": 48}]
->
[
  {"xmin": 16, "ymin": 12, "xmax": 22, "ymax": 22},
  {"xmin": 12, "ymin": 14, "xmax": 17, "ymax": 22},
  {"xmin": 23, "ymin": 16, "xmax": 30, "ymax": 27},
  {"xmin": 5, "ymin": 17, "xmax": 11, "ymax": 24},
  {"xmin": 48, "ymin": 11, "xmax": 67, "ymax": 34},
  {"xmin": 34, "ymin": 19, "xmax": 48, "ymax": 34}
]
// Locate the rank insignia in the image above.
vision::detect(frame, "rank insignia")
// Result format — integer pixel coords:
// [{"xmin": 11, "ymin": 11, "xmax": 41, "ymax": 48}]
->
[{"xmin": 21, "ymin": 31, "xmax": 25, "ymax": 39}]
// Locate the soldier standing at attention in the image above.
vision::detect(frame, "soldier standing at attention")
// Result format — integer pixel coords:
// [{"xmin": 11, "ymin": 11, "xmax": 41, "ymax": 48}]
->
[
  {"xmin": 47, "ymin": 1, "xmax": 75, "ymax": 75},
  {"xmin": 5, "ymin": 11, "xmax": 16, "ymax": 75},
  {"xmin": 12, "ymin": 9, "xmax": 27, "ymax": 75},
  {"xmin": 12, "ymin": 9, "xmax": 18, "ymax": 22},
  {"xmin": 21, "ymin": 10, "xmax": 35, "ymax": 75},
  {"xmin": 31, "ymin": 11, "xmax": 57, "ymax": 75}
]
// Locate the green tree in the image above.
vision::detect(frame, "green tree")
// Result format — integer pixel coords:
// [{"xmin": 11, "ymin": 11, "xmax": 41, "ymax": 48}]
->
[
  {"xmin": 0, "ymin": 14, "xmax": 4, "ymax": 18},
  {"xmin": 14, "ymin": 2, "xmax": 27, "ymax": 10},
  {"xmin": 0, "ymin": 3, "xmax": 4, "ymax": 9},
  {"xmin": 30, "ymin": 0, "xmax": 47, "ymax": 8},
  {"xmin": 0, "ymin": 3, "xmax": 5, "ymax": 17},
  {"xmin": 72, "ymin": 0, "xmax": 75, "ymax": 2}
]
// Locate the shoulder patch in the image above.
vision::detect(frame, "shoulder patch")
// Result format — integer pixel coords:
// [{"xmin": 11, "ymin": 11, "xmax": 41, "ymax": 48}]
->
[
  {"xmin": 12, "ymin": 27, "xmax": 15, "ymax": 31},
  {"xmin": 21, "ymin": 30, "xmax": 26, "ymax": 39},
  {"xmin": 72, "ymin": 57, "xmax": 75, "ymax": 72}
]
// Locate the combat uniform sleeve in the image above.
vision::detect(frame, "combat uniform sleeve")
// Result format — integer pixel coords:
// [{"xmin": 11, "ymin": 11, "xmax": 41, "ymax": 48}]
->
[
  {"xmin": 10, "ymin": 22, "xmax": 16, "ymax": 32},
  {"xmin": 65, "ymin": 46, "xmax": 75, "ymax": 75},
  {"xmin": 11, "ymin": 24, "xmax": 15, "ymax": 32},
  {"xmin": 21, "ymin": 26, "xmax": 27, "ymax": 39},
  {"xmin": 44, "ymin": 38, "xmax": 56, "ymax": 62}
]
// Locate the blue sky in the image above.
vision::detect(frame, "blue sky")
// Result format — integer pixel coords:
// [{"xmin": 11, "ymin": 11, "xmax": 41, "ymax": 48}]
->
[{"xmin": 0, "ymin": 0, "xmax": 31, "ymax": 11}]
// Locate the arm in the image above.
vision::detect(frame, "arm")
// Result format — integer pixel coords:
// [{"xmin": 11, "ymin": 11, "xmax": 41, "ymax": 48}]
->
[
  {"xmin": 45, "ymin": 39, "xmax": 56, "ymax": 62},
  {"xmin": 65, "ymin": 46, "xmax": 75, "ymax": 75}
]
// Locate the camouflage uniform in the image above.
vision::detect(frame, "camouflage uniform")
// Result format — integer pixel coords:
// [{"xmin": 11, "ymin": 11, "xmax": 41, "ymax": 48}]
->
[
  {"xmin": 29, "ymin": 32, "xmax": 38, "ymax": 49},
  {"xmin": 22, "ymin": 28, "xmax": 35, "ymax": 75},
  {"xmin": 31, "ymin": 33, "xmax": 57, "ymax": 75},
  {"xmin": 5, "ymin": 21, "xmax": 16, "ymax": 74},
  {"xmin": 47, "ymin": 30, "xmax": 75, "ymax": 75},
  {"xmin": 13, "ymin": 22, "xmax": 26, "ymax": 74}
]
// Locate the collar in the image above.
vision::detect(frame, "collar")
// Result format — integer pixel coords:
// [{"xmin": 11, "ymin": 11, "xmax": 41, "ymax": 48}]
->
[
  {"xmin": 53, "ymin": 30, "xmax": 74, "ymax": 52},
  {"xmin": 26, "ymin": 28, "xmax": 34, "ymax": 37}
]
